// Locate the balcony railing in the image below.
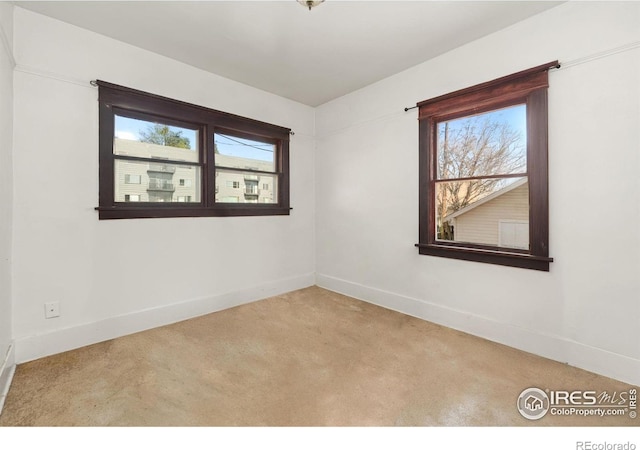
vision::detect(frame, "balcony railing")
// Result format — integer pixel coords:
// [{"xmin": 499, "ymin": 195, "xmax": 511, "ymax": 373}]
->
[
  {"xmin": 148, "ymin": 180, "xmax": 175, "ymax": 191},
  {"xmin": 148, "ymin": 164, "xmax": 176, "ymax": 174},
  {"xmin": 244, "ymin": 188, "xmax": 259, "ymax": 196}
]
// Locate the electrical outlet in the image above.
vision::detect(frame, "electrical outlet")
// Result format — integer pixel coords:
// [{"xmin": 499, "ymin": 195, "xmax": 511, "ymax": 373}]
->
[{"xmin": 44, "ymin": 302, "xmax": 60, "ymax": 319}]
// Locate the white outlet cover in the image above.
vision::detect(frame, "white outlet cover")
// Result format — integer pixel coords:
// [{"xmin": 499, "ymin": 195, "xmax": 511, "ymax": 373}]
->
[{"xmin": 44, "ymin": 302, "xmax": 60, "ymax": 319}]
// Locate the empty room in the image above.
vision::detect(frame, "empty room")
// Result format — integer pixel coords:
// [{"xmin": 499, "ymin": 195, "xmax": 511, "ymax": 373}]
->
[{"xmin": 0, "ymin": 0, "xmax": 639, "ymax": 441}]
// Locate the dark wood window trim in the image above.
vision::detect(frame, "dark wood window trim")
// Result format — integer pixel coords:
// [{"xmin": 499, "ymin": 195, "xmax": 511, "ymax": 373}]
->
[
  {"xmin": 97, "ymin": 80, "xmax": 291, "ymax": 220},
  {"xmin": 416, "ymin": 62, "xmax": 557, "ymax": 271}
]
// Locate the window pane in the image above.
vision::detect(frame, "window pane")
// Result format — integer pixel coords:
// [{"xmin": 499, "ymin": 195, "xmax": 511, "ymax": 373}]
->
[
  {"xmin": 215, "ymin": 169, "xmax": 278, "ymax": 204},
  {"xmin": 214, "ymin": 133, "xmax": 275, "ymax": 172},
  {"xmin": 498, "ymin": 221, "xmax": 529, "ymax": 250},
  {"xmin": 124, "ymin": 174, "xmax": 141, "ymax": 184},
  {"xmin": 437, "ymin": 104, "xmax": 526, "ymax": 180},
  {"xmin": 114, "ymin": 159, "xmax": 201, "ymax": 203},
  {"xmin": 114, "ymin": 115, "xmax": 199, "ymax": 163},
  {"xmin": 435, "ymin": 177, "xmax": 529, "ymax": 249}
]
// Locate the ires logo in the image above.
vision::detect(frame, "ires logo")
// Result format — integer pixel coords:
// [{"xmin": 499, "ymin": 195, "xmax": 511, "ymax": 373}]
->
[
  {"xmin": 548, "ymin": 390, "xmax": 598, "ymax": 406},
  {"xmin": 550, "ymin": 390, "xmax": 633, "ymax": 406},
  {"xmin": 518, "ymin": 388, "xmax": 637, "ymax": 420}
]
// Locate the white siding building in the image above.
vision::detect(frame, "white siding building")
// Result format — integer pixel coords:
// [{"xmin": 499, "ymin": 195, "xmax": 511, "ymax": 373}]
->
[
  {"xmin": 114, "ymin": 139, "xmax": 275, "ymax": 204},
  {"xmin": 444, "ymin": 179, "xmax": 529, "ymax": 249}
]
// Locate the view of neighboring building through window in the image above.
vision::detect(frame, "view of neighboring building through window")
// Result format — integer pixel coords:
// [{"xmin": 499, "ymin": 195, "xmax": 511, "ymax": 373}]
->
[
  {"xmin": 97, "ymin": 81, "xmax": 290, "ymax": 219},
  {"xmin": 114, "ymin": 135, "xmax": 276, "ymax": 205},
  {"xmin": 416, "ymin": 62, "xmax": 556, "ymax": 271},
  {"xmin": 214, "ymin": 132, "xmax": 278, "ymax": 205},
  {"xmin": 435, "ymin": 104, "xmax": 528, "ymax": 248},
  {"xmin": 443, "ymin": 177, "xmax": 530, "ymax": 249},
  {"xmin": 114, "ymin": 116, "xmax": 201, "ymax": 204}
]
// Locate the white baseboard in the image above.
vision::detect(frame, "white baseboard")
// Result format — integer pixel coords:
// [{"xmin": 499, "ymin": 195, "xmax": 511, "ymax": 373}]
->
[
  {"xmin": 0, "ymin": 342, "xmax": 16, "ymax": 416},
  {"xmin": 316, "ymin": 273, "xmax": 640, "ymax": 387},
  {"xmin": 15, "ymin": 272, "xmax": 315, "ymax": 365}
]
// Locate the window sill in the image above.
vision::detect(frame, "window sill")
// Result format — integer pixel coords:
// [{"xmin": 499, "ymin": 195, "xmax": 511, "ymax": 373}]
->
[
  {"xmin": 96, "ymin": 205, "xmax": 291, "ymax": 220},
  {"xmin": 415, "ymin": 243, "xmax": 553, "ymax": 271}
]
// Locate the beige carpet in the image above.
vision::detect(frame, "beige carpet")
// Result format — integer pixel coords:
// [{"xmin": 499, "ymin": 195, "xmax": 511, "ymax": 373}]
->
[{"xmin": 0, "ymin": 286, "xmax": 637, "ymax": 426}]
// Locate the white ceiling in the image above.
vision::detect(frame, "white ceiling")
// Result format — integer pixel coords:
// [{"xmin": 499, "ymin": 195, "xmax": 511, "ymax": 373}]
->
[{"xmin": 15, "ymin": 1, "xmax": 563, "ymax": 106}]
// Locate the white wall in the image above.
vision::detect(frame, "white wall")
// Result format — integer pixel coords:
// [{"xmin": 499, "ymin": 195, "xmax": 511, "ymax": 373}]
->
[
  {"xmin": 11, "ymin": 7, "xmax": 316, "ymax": 362},
  {"xmin": 316, "ymin": 2, "xmax": 640, "ymax": 385},
  {"xmin": 0, "ymin": 1, "xmax": 15, "ymax": 412}
]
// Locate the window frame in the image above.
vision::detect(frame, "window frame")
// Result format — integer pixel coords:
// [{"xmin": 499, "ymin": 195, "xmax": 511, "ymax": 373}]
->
[
  {"xmin": 97, "ymin": 81, "xmax": 291, "ymax": 220},
  {"xmin": 416, "ymin": 62, "xmax": 556, "ymax": 271}
]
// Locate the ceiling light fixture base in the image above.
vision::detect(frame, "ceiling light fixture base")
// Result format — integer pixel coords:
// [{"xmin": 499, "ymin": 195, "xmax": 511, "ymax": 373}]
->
[{"xmin": 298, "ymin": 0, "xmax": 325, "ymax": 11}]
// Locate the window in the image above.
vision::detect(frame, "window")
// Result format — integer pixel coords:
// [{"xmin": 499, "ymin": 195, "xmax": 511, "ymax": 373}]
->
[
  {"xmin": 416, "ymin": 62, "xmax": 556, "ymax": 271},
  {"xmin": 214, "ymin": 133, "xmax": 278, "ymax": 205},
  {"xmin": 97, "ymin": 81, "xmax": 290, "ymax": 219},
  {"xmin": 499, "ymin": 220, "xmax": 529, "ymax": 250},
  {"xmin": 124, "ymin": 174, "xmax": 141, "ymax": 184}
]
